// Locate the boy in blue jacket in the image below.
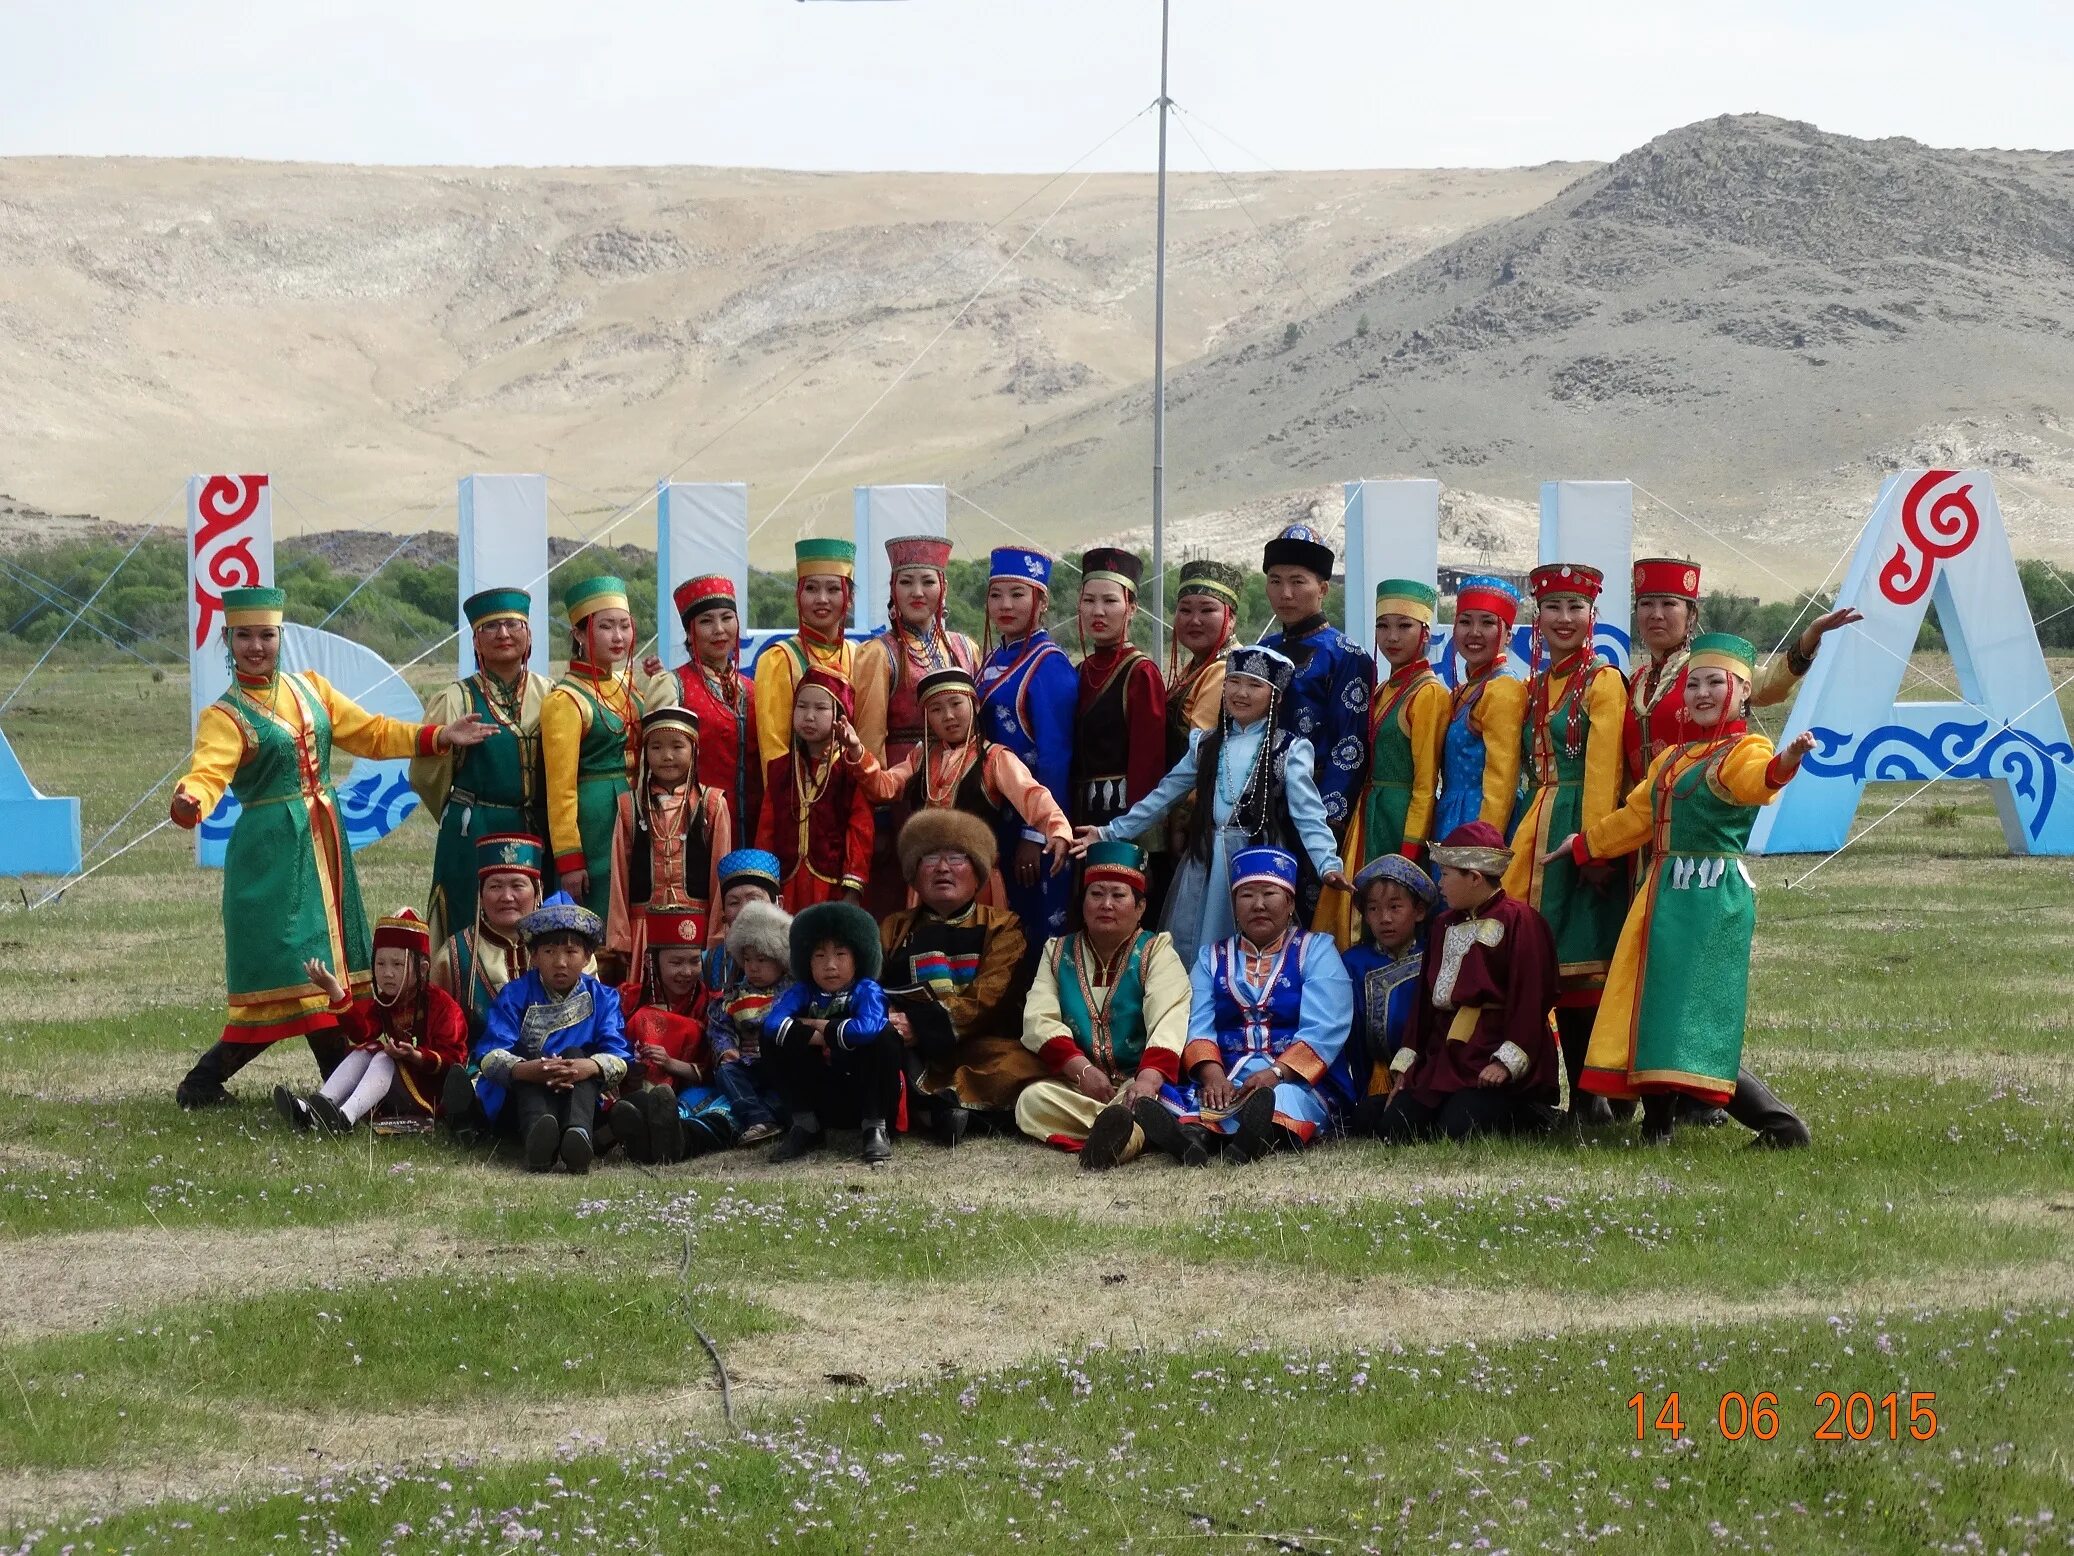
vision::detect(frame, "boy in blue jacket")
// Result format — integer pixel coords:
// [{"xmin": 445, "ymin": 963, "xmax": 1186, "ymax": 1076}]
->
[{"xmin": 445, "ymin": 892, "xmax": 632, "ymax": 1174}]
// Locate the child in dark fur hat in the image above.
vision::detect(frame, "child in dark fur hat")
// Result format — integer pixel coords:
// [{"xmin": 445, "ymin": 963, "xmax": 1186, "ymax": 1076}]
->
[{"xmin": 766, "ymin": 900, "xmax": 896, "ymax": 1165}]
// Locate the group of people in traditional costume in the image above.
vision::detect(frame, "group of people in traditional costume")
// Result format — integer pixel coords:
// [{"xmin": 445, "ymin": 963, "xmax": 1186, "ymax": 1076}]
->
[{"xmin": 170, "ymin": 523, "xmax": 1857, "ymax": 1169}]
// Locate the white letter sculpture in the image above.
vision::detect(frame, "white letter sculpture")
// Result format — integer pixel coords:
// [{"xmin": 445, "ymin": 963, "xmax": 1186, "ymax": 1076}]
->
[{"xmin": 1750, "ymin": 469, "xmax": 2074, "ymax": 856}]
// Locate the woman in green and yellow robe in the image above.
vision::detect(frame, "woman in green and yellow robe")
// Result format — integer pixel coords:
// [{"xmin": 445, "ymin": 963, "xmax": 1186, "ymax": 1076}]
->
[
  {"xmin": 1014, "ymin": 841, "xmax": 1190, "ymax": 1169},
  {"xmin": 1350, "ymin": 579, "xmax": 1449, "ymax": 854},
  {"xmin": 1499, "ymin": 563, "xmax": 1630, "ymax": 1101},
  {"xmin": 170, "ymin": 586, "xmax": 491, "ymax": 1108},
  {"xmin": 1547, "ymin": 633, "xmax": 1815, "ymax": 1128},
  {"xmin": 409, "ymin": 586, "xmax": 553, "ymax": 949},
  {"xmin": 540, "ymin": 575, "xmax": 678, "ymax": 926}
]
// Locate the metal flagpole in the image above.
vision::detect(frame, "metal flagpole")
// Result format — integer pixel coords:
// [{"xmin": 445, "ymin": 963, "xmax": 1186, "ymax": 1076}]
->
[{"xmin": 1151, "ymin": 0, "xmax": 1172, "ymax": 665}]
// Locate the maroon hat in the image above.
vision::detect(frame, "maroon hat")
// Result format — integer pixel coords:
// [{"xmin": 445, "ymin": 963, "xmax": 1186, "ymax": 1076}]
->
[{"xmin": 1428, "ymin": 821, "xmax": 1513, "ymax": 877}]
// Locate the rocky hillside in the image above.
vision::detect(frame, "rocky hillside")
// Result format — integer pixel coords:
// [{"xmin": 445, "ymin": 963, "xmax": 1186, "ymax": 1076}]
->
[{"xmin": 972, "ymin": 115, "xmax": 2074, "ymax": 584}]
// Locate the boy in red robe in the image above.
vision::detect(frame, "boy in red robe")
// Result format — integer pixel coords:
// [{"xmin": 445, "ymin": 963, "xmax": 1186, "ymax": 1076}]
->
[
  {"xmin": 756, "ymin": 667, "xmax": 874, "ymax": 910},
  {"xmin": 609, "ymin": 903, "xmax": 733, "ymax": 1162},
  {"xmin": 1365, "ymin": 822, "xmax": 1562, "ymax": 1143}
]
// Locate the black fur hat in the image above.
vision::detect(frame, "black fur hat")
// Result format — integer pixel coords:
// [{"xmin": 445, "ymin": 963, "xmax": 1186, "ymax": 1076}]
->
[{"xmin": 788, "ymin": 901, "xmax": 884, "ymax": 986}]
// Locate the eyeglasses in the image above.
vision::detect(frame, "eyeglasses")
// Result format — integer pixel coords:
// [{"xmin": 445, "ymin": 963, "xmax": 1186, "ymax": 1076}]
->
[
  {"xmin": 919, "ymin": 851, "xmax": 973, "ymax": 869},
  {"xmin": 477, "ymin": 621, "xmax": 527, "ymax": 637}
]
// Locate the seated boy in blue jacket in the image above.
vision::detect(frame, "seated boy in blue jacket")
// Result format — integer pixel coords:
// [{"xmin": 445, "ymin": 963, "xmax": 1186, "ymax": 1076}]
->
[{"xmin": 444, "ymin": 892, "xmax": 632, "ymax": 1175}]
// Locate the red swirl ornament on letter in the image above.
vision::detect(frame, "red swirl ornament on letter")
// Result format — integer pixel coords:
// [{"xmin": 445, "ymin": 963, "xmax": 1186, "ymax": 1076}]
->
[
  {"xmin": 1879, "ymin": 469, "xmax": 1978, "ymax": 607},
  {"xmin": 191, "ymin": 474, "xmax": 269, "ymax": 648}
]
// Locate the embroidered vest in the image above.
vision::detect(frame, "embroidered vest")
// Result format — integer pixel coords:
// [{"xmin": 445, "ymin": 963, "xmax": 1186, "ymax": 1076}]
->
[{"xmin": 1052, "ymin": 930, "xmax": 1152, "ymax": 1077}]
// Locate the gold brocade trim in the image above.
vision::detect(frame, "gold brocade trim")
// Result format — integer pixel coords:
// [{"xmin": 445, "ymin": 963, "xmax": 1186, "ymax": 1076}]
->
[{"xmin": 1628, "ymin": 1065, "xmax": 1736, "ymax": 1094}]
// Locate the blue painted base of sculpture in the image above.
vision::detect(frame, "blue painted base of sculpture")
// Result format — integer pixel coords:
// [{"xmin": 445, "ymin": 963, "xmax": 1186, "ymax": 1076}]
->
[
  {"xmin": 0, "ymin": 794, "xmax": 81, "ymax": 875},
  {"xmin": 0, "ymin": 732, "xmax": 82, "ymax": 876},
  {"xmin": 1750, "ymin": 704, "xmax": 2074, "ymax": 856}
]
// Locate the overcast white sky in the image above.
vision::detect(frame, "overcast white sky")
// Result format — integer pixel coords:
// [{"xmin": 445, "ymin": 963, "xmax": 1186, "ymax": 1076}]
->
[{"xmin": 4, "ymin": 0, "xmax": 2070, "ymax": 171}]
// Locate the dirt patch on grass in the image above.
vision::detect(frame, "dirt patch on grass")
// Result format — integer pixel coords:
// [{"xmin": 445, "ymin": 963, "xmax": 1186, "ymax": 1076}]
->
[
  {"xmin": 1978, "ymin": 1195, "xmax": 2074, "ymax": 1228},
  {"xmin": 733, "ymin": 1252, "xmax": 2074, "ymax": 1393},
  {"xmin": 14, "ymin": 1253, "xmax": 2070, "ymax": 1525},
  {"xmin": 0, "ymin": 1222, "xmax": 485, "ymax": 1342},
  {"xmin": 642, "ymin": 1134, "xmax": 1653, "ymax": 1226}
]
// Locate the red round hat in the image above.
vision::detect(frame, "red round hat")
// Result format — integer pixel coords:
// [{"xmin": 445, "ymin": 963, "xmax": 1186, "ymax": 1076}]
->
[
  {"xmin": 1632, "ymin": 557, "xmax": 1702, "ymax": 601},
  {"xmin": 1528, "ymin": 562, "xmax": 1604, "ymax": 602},
  {"xmin": 373, "ymin": 907, "xmax": 431, "ymax": 955},
  {"xmin": 645, "ymin": 904, "xmax": 707, "ymax": 950},
  {"xmin": 796, "ymin": 666, "xmax": 854, "ymax": 720},
  {"xmin": 672, "ymin": 574, "xmax": 738, "ymax": 622},
  {"xmin": 885, "ymin": 535, "xmax": 953, "ymax": 572},
  {"xmin": 1454, "ymin": 578, "xmax": 1521, "ymax": 628}
]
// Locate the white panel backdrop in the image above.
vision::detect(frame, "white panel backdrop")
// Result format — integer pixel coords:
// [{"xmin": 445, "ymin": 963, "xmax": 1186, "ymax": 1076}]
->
[
  {"xmin": 852, "ymin": 484, "xmax": 948, "ymax": 633},
  {"xmin": 657, "ymin": 482, "xmax": 751, "ymax": 669},
  {"xmin": 456, "ymin": 474, "xmax": 550, "ymax": 676}
]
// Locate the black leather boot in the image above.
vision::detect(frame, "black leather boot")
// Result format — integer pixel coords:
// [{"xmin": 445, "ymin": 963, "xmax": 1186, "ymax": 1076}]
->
[{"xmin": 1727, "ymin": 1067, "xmax": 1811, "ymax": 1149}]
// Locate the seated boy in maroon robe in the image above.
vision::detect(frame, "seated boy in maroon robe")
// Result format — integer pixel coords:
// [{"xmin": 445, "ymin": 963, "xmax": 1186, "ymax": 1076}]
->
[{"xmin": 1361, "ymin": 820, "xmax": 1562, "ymax": 1143}]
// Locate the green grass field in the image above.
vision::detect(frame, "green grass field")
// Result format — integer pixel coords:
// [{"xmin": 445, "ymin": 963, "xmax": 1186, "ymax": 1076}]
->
[{"xmin": 1, "ymin": 653, "xmax": 2070, "ymax": 1554}]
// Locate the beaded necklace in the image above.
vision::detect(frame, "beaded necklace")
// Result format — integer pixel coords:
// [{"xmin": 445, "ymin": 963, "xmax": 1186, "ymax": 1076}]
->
[
  {"xmin": 923, "ymin": 741, "xmax": 981, "ymax": 810},
  {"xmin": 1527, "ymin": 646, "xmax": 1594, "ymax": 771}
]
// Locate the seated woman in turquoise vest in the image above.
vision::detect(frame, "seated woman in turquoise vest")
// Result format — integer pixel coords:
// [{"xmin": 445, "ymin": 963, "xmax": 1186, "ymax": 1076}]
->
[
  {"xmin": 1015, "ymin": 841, "xmax": 1191, "ymax": 1171},
  {"xmin": 1132, "ymin": 845, "xmax": 1354, "ymax": 1167}
]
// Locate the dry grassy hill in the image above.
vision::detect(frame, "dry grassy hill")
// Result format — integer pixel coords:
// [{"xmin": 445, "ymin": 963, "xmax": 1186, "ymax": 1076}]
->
[
  {"xmin": 0, "ymin": 155, "xmax": 1580, "ymax": 557},
  {"xmin": 7, "ymin": 117, "xmax": 2070, "ymax": 591}
]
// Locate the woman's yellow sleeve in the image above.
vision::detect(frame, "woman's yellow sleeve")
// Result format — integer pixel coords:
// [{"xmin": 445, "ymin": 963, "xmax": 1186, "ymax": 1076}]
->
[
  {"xmin": 407, "ymin": 680, "xmax": 468, "ymax": 818},
  {"xmin": 756, "ymin": 647, "xmax": 798, "ymax": 775},
  {"xmin": 539, "ymin": 684, "xmax": 591, "ymax": 871},
  {"xmin": 851, "ymin": 636, "xmax": 892, "ymax": 760},
  {"xmin": 1581, "ymin": 753, "xmax": 1664, "ymax": 862},
  {"xmin": 1401, "ymin": 678, "xmax": 1449, "ymax": 852},
  {"xmin": 312, "ymin": 673, "xmax": 437, "ymax": 762},
  {"xmin": 1475, "ymin": 676, "xmax": 1527, "ymax": 831},
  {"xmin": 173, "ymin": 705, "xmax": 248, "ymax": 816},
  {"xmin": 1580, "ymin": 666, "xmax": 1630, "ymax": 830},
  {"xmin": 1718, "ymin": 735, "xmax": 1789, "ymax": 807}
]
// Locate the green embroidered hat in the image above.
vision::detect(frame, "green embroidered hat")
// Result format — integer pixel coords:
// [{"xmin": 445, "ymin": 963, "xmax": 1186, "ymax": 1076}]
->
[
  {"xmin": 221, "ymin": 586, "xmax": 286, "ymax": 625},
  {"xmin": 1688, "ymin": 632, "xmax": 1757, "ymax": 681},
  {"xmin": 464, "ymin": 587, "xmax": 531, "ymax": 627},
  {"xmin": 1176, "ymin": 558, "xmax": 1244, "ymax": 607},
  {"xmin": 794, "ymin": 538, "xmax": 857, "ymax": 579},
  {"xmin": 1081, "ymin": 839, "xmax": 1148, "ymax": 892},
  {"xmin": 562, "ymin": 574, "xmax": 630, "ymax": 626},
  {"xmin": 475, "ymin": 832, "xmax": 547, "ymax": 881},
  {"xmin": 1374, "ymin": 578, "xmax": 1439, "ymax": 624}
]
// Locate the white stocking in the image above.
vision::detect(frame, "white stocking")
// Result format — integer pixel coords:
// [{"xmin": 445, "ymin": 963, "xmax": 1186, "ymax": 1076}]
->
[
  {"xmin": 318, "ymin": 1048, "xmax": 373, "ymax": 1104},
  {"xmin": 337, "ymin": 1051, "xmax": 398, "ymax": 1124}
]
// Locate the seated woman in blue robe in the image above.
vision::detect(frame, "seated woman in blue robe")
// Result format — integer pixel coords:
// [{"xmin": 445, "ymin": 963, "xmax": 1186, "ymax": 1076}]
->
[{"xmin": 1131, "ymin": 846, "xmax": 1354, "ymax": 1166}]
